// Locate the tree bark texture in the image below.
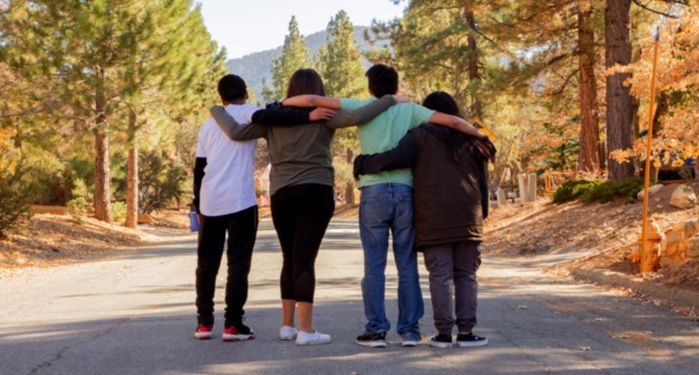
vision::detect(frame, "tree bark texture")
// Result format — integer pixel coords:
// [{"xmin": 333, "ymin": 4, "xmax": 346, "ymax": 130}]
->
[
  {"xmin": 463, "ymin": 4, "xmax": 483, "ymax": 118},
  {"xmin": 604, "ymin": 0, "xmax": 636, "ymax": 180},
  {"xmin": 126, "ymin": 109, "xmax": 138, "ymax": 228},
  {"xmin": 93, "ymin": 68, "xmax": 112, "ymax": 223},
  {"xmin": 577, "ymin": 5, "xmax": 601, "ymax": 172}
]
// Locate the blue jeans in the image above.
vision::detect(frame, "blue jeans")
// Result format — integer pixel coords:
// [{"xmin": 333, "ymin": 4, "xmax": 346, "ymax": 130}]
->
[{"xmin": 359, "ymin": 183, "xmax": 423, "ymax": 340}]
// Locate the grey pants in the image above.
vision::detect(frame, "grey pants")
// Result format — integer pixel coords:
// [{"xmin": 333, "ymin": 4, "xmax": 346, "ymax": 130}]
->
[{"xmin": 423, "ymin": 240, "xmax": 481, "ymax": 335}]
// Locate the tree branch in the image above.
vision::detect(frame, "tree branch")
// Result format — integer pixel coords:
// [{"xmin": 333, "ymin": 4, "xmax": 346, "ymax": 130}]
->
[
  {"xmin": 632, "ymin": 0, "xmax": 680, "ymax": 18},
  {"xmin": 546, "ymin": 68, "xmax": 579, "ymax": 96}
]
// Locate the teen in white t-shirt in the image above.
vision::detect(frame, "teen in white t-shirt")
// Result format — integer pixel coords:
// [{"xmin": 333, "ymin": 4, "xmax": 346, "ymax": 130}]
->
[
  {"xmin": 192, "ymin": 74, "xmax": 332, "ymax": 342},
  {"xmin": 195, "ymin": 103, "xmax": 258, "ymax": 217}
]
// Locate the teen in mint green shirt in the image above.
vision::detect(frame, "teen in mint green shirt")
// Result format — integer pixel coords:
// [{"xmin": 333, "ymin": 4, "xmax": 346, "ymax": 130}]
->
[{"xmin": 339, "ymin": 99, "xmax": 434, "ymax": 188}]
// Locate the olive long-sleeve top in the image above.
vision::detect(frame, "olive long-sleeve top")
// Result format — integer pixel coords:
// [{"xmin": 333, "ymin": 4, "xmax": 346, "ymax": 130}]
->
[{"xmin": 210, "ymin": 95, "xmax": 396, "ymax": 196}]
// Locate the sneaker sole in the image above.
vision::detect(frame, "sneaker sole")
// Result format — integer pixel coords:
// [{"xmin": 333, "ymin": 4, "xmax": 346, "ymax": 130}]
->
[
  {"xmin": 222, "ymin": 334, "xmax": 255, "ymax": 342},
  {"xmin": 280, "ymin": 335, "xmax": 297, "ymax": 341},
  {"xmin": 296, "ymin": 339, "xmax": 332, "ymax": 346},
  {"xmin": 401, "ymin": 341, "xmax": 419, "ymax": 347},
  {"xmin": 429, "ymin": 341, "xmax": 453, "ymax": 349},
  {"xmin": 194, "ymin": 333, "xmax": 213, "ymax": 340},
  {"xmin": 355, "ymin": 340, "xmax": 387, "ymax": 348},
  {"xmin": 456, "ymin": 338, "xmax": 488, "ymax": 348}
]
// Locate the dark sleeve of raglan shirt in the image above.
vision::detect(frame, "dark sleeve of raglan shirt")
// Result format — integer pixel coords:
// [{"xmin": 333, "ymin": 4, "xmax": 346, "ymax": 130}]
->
[
  {"xmin": 251, "ymin": 105, "xmax": 311, "ymax": 126},
  {"xmin": 353, "ymin": 129, "xmax": 419, "ymax": 179},
  {"xmin": 197, "ymin": 106, "xmax": 309, "ymax": 212},
  {"xmin": 478, "ymin": 158, "xmax": 489, "ymax": 220},
  {"xmin": 193, "ymin": 158, "xmax": 206, "ymax": 214}
]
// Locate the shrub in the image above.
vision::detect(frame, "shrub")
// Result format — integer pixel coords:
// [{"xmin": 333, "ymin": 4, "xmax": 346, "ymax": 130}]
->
[
  {"xmin": 552, "ymin": 179, "xmax": 598, "ymax": 204},
  {"xmin": 553, "ymin": 177, "xmax": 645, "ymax": 204},
  {"xmin": 21, "ymin": 149, "xmax": 65, "ymax": 205},
  {"xmin": 111, "ymin": 201, "xmax": 127, "ymax": 224},
  {"xmin": 138, "ymin": 150, "xmax": 188, "ymax": 214},
  {"xmin": 61, "ymin": 156, "xmax": 94, "ymax": 206},
  {"xmin": 579, "ymin": 177, "xmax": 645, "ymax": 204},
  {"xmin": 67, "ymin": 178, "xmax": 93, "ymax": 217},
  {"xmin": 0, "ymin": 170, "xmax": 34, "ymax": 238},
  {"xmin": 0, "ymin": 132, "xmax": 37, "ymax": 237}
]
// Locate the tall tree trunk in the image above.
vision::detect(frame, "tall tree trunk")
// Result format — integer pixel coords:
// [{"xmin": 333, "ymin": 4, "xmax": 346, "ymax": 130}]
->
[
  {"xmin": 345, "ymin": 148, "xmax": 355, "ymax": 205},
  {"xmin": 463, "ymin": 4, "xmax": 483, "ymax": 118},
  {"xmin": 93, "ymin": 71, "xmax": 112, "ymax": 222},
  {"xmin": 604, "ymin": 0, "xmax": 635, "ymax": 181},
  {"xmin": 126, "ymin": 109, "xmax": 139, "ymax": 228},
  {"xmin": 577, "ymin": 4, "xmax": 601, "ymax": 172}
]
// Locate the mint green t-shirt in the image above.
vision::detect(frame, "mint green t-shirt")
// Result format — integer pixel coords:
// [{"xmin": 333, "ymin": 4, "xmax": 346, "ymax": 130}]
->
[{"xmin": 341, "ymin": 99, "xmax": 435, "ymax": 188}]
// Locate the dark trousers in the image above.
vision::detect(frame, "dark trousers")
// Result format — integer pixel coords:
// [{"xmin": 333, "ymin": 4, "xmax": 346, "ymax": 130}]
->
[
  {"xmin": 271, "ymin": 184, "xmax": 334, "ymax": 303},
  {"xmin": 423, "ymin": 240, "xmax": 481, "ymax": 335},
  {"xmin": 195, "ymin": 205, "xmax": 258, "ymax": 327}
]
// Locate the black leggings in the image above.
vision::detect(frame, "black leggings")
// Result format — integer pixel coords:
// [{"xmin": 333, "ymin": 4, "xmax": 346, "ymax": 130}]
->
[{"xmin": 271, "ymin": 184, "xmax": 334, "ymax": 303}]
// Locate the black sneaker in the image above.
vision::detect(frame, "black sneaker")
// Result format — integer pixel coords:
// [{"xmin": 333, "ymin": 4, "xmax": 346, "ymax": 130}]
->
[
  {"xmin": 355, "ymin": 331, "xmax": 387, "ymax": 348},
  {"xmin": 456, "ymin": 332, "xmax": 488, "ymax": 348},
  {"xmin": 222, "ymin": 320, "xmax": 255, "ymax": 342},
  {"xmin": 429, "ymin": 334, "xmax": 453, "ymax": 348}
]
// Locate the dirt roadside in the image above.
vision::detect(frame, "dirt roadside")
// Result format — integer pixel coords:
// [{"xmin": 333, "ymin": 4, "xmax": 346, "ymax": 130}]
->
[
  {"xmin": 0, "ymin": 208, "xmax": 190, "ymax": 276},
  {"xmin": 483, "ymin": 181, "xmax": 699, "ymax": 316}
]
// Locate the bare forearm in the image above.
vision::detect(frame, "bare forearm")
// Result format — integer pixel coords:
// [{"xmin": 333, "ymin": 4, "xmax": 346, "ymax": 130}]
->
[
  {"xmin": 327, "ymin": 95, "xmax": 396, "ymax": 129},
  {"xmin": 282, "ymin": 95, "xmax": 341, "ymax": 109}
]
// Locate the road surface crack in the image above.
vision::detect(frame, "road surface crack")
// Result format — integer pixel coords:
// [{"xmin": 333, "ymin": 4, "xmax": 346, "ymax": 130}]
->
[{"xmin": 26, "ymin": 317, "xmax": 130, "ymax": 375}]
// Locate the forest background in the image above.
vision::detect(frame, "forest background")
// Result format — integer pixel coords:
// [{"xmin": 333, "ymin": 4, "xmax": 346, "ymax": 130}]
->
[{"xmin": 0, "ymin": 0, "xmax": 697, "ymax": 236}]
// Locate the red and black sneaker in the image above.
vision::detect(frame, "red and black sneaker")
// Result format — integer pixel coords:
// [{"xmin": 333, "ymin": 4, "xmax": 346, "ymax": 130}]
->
[
  {"xmin": 222, "ymin": 321, "xmax": 255, "ymax": 342},
  {"xmin": 194, "ymin": 324, "xmax": 213, "ymax": 340}
]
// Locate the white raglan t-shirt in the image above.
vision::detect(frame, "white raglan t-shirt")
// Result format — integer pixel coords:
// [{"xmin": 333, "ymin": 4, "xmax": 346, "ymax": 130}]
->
[{"xmin": 195, "ymin": 103, "xmax": 259, "ymax": 217}]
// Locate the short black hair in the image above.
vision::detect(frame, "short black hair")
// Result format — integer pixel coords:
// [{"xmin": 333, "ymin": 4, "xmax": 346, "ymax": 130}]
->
[
  {"xmin": 218, "ymin": 74, "xmax": 247, "ymax": 102},
  {"xmin": 422, "ymin": 91, "xmax": 461, "ymax": 117},
  {"xmin": 366, "ymin": 64, "xmax": 399, "ymax": 97}
]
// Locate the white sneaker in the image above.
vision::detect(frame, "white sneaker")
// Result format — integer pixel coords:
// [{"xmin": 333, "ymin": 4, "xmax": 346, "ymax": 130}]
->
[
  {"xmin": 279, "ymin": 325, "xmax": 298, "ymax": 341},
  {"xmin": 295, "ymin": 330, "xmax": 332, "ymax": 346}
]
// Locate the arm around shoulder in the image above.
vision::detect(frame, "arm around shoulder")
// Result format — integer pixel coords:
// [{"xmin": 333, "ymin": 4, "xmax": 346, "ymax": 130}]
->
[
  {"xmin": 210, "ymin": 106, "xmax": 267, "ymax": 141},
  {"xmin": 327, "ymin": 95, "xmax": 396, "ymax": 129},
  {"xmin": 429, "ymin": 112, "xmax": 486, "ymax": 139},
  {"xmin": 353, "ymin": 130, "xmax": 418, "ymax": 178}
]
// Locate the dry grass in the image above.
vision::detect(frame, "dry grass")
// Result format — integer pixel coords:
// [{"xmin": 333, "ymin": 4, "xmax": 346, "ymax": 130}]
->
[
  {"xmin": 0, "ymin": 208, "xmax": 190, "ymax": 275},
  {"xmin": 484, "ymin": 181, "xmax": 699, "ymax": 292},
  {"xmin": 0, "ymin": 214, "xmax": 143, "ymax": 270}
]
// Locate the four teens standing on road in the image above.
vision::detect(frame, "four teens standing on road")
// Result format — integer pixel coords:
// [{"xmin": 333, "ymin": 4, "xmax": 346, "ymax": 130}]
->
[{"xmin": 193, "ymin": 64, "xmax": 494, "ymax": 348}]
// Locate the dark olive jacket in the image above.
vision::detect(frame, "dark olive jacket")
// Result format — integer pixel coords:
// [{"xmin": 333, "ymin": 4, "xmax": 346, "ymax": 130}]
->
[{"xmin": 354, "ymin": 124, "xmax": 491, "ymax": 248}]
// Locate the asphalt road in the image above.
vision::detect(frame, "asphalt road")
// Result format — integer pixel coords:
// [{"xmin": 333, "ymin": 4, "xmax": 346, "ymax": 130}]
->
[{"xmin": 1, "ymin": 219, "xmax": 698, "ymax": 375}]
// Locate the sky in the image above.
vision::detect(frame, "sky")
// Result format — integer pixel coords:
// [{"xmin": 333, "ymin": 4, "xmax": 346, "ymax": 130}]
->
[{"xmin": 198, "ymin": 0, "xmax": 406, "ymax": 59}]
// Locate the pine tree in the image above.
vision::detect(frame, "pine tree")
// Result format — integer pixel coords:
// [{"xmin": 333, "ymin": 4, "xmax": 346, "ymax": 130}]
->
[
  {"xmin": 605, "ymin": 0, "xmax": 635, "ymax": 181},
  {"xmin": 577, "ymin": 0, "xmax": 602, "ymax": 172},
  {"xmin": 318, "ymin": 10, "xmax": 367, "ymax": 204},
  {"xmin": 2, "ymin": 0, "xmax": 226, "ymax": 223},
  {"xmin": 120, "ymin": 1, "xmax": 227, "ymax": 227},
  {"xmin": 271, "ymin": 16, "xmax": 311, "ymax": 99},
  {"xmin": 12, "ymin": 0, "xmax": 157, "ymax": 222},
  {"xmin": 319, "ymin": 10, "xmax": 366, "ymax": 98},
  {"xmin": 503, "ymin": 0, "xmax": 604, "ymax": 172}
]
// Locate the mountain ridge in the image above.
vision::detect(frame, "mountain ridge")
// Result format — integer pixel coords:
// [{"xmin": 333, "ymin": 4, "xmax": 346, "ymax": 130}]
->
[{"xmin": 225, "ymin": 26, "xmax": 389, "ymax": 102}]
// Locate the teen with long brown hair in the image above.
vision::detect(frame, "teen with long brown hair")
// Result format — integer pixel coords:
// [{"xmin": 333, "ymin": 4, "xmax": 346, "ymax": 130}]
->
[{"xmin": 209, "ymin": 68, "xmax": 401, "ymax": 345}]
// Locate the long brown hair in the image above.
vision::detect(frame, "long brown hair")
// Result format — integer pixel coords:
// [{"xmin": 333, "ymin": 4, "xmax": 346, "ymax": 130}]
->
[{"xmin": 286, "ymin": 69, "xmax": 326, "ymax": 98}]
